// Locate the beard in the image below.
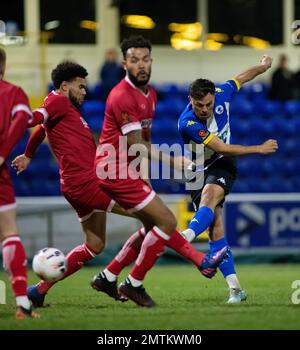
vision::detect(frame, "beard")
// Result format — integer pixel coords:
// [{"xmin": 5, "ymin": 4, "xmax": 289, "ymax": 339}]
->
[
  {"xmin": 68, "ymin": 90, "xmax": 81, "ymax": 109},
  {"xmin": 127, "ymin": 69, "xmax": 151, "ymax": 87}
]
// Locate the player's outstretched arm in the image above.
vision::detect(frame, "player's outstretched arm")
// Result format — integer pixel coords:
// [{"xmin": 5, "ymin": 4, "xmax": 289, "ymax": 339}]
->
[
  {"xmin": 234, "ymin": 54, "xmax": 273, "ymax": 86},
  {"xmin": 127, "ymin": 129, "xmax": 171, "ymax": 164},
  {"xmin": 11, "ymin": 125, "xmax": 46, "ymax": 174},
  {"xmin": 206, "ymin": 134, "xmax": 278, "ymax": 156},
  {"xmin": 126, "ymin": 130, "xmax": 192, "ymax": 171}
]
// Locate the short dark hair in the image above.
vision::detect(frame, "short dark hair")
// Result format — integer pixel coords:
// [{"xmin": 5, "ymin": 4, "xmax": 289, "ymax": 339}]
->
[
  {"xmin": 189, "ymin": 79, "xmax": 215, "ymax": 100},
  {"xmin": 120, "ymin": 35, "xmax": 152, "ymax": 59},
  {"xmin": 0, "ymin": 47, "xmax": 6, "ymax": 75},
  {"xmin": 51, "ymin": 61, "xmax": 88, "ymax": 89}
]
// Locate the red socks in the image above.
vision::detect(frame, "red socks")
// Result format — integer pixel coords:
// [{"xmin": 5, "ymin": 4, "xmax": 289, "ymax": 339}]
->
[
  {"xmin": 106, "ymin": 228, "xmax": 145, "ymax": 275},
  {"xmin": 130, "ymin": 227, "xmax": 166, "ymax": 281},
  {"xmin": 37, "ymin": 243, "xmax": 97, "ymax": 294},
  {"xmin": 166, "ymin": 230, "xmax": 204, "ymax": 266},
  {"xmin": 129, "ymin": 228, "xmax": 205, "ymax": 282},
  {"xmin": 64, "ymin": 243, "xmax": 97, "ymax": 278},
  {"xmin": 2, "ymin": 236, "xmax": 27, "ymax": 297}
]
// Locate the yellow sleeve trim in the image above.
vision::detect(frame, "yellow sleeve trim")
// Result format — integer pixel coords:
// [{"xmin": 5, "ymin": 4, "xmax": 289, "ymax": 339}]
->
[
  {"xmin": 203, "ymin": 133, "xmax": 214, "ymax": 145},
  {"xmin": 232, "ymin": 78, "xmax": 241, "ymax": 91}
]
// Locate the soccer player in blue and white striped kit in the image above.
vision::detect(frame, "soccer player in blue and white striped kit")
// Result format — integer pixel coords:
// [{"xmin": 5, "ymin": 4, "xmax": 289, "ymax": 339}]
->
[{"xmin": 179, "ymin": 55, "xmax": 277, "ymax": 303}]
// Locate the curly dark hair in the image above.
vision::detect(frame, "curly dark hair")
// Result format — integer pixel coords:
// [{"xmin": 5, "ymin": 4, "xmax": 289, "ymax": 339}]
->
[
  {"xmin": 189, "ymin": 79, "xmax": 215, "ymax": 100},
  {"xmin": 51, "ymin": 61, "xmax": 88, "ymax": 89},
  {"xmin": 120, "ymin": 35, "xmax": 152, "ymax": 59}
]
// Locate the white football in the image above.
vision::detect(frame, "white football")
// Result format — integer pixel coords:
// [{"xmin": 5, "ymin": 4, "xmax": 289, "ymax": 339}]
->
[{"xmin": 32, "ymin": 247, "xmax": 67, "ymax": 282}]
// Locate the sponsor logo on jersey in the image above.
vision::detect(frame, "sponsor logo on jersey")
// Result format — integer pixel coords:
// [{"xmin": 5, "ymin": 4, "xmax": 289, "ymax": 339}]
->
[
  {"xmin": 215, "ymin": 87, "xmax": 224, "ymax": 93},
  {"xmin": 215, "ymin": 105, "xmax": 224, "ymax": 114},
  {"xmin": 187, "ymin": 120, "xmax": 196, "ymax": 126}
]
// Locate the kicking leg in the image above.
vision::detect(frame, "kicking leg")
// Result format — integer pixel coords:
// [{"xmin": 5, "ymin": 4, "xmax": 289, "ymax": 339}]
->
[
  {"xmin": 209, "ymin": 206, "xmax": 247, "ymax": 304},
  {"xmin": 182, "ymin": 184, "xmax": 223, "ymax": 242},
  {"xmin": 91, "ymin": 217, "xmax": 153, "ymax": 300},
  {"xmin": 29, "ymin": 212, "xmax": 107, "ymax": 306}
]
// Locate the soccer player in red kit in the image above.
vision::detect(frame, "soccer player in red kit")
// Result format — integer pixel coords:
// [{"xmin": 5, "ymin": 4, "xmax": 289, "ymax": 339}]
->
[
  {"xmin": 12, "ymin": 61, "xmax": 134, "ymax": 306},
  {"xmin": 0, "ymin": 48, "xmax": 39, "ymax": 319},
  {"xmin": 92, "ymin": 36, "xmax": 229, "ymax": 307}
]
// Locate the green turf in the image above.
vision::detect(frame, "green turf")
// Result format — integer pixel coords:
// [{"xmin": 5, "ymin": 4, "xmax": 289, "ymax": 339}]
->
[{"xmin": 0, "ymin": 264, "xmax": 299, "ymax": 330}]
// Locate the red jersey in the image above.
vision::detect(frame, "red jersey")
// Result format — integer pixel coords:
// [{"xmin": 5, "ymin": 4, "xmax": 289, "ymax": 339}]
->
[
  {"xmin": 95, "ymin": 77, "xmax": 157, "ymax": 179},
  {"xmin": 33, "ymin": 91, "xmax": 96, "ymax": 192},
  {"xmin": 0, "ymin": 80, "xmax": 32, "ymax": 150}
]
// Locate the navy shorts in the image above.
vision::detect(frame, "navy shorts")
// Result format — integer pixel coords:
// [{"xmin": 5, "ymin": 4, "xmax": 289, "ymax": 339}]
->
[{"xmin": 191, "ymin": 157, "xmax": 237, "ymax": 210}]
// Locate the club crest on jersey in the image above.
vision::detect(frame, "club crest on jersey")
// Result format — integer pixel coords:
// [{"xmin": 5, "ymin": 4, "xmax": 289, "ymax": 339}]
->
[
  {"xmin": 199, "ymin": 130, "xmax": 207, "ymax": 138},
  {"xmin": 215, "ymin": 105, "xmax": 224, "ymax": 114},
  {"xmin": 121, "ymin": 112, "xmax": 132, "ymax": 124}
]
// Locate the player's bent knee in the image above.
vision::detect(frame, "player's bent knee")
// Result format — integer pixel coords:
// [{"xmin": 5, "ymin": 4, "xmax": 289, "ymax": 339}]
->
[
  {"xmin": 201, "ymin": 190, "xmax": 214, "ymax": 205},
  {"xmin": 158, "ymin": 215, "xmax": 177, "ymax": 235},
  {"xmin": 201, "ymin": 190, "xmax": 221, "ymax": 209}
]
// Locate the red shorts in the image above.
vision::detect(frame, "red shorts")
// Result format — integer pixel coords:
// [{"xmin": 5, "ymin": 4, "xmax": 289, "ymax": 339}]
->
[
  {"xmin": 63, "ymin": 179, "xmax": 115, "ymax": 222},
  {"xmin": 97, "ymin": 178, "xmax": 156, "ymax": 211},
  {"xmin": 0, "ymin": 164, "xmax": 16, "ymax": 212}
]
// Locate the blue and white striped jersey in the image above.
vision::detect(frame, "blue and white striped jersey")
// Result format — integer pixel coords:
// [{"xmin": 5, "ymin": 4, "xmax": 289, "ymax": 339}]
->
[{"xmin": 178, "ymin": 79, "xmax": 240, "ymax": 168}]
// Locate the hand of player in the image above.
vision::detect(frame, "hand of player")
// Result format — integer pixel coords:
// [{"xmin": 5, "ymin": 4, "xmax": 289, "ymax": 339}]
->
[
  {"xmin": 173, "ymin": 155, "xmax": 194, "ymax": 171},
  {"xmin": 11, "ymin": 154, "xmax": 31, "ymax": 174},
  {"xmin": 260, "ymin": 55, "xmax": 273, "ymax": 70},
  {"xmin": 259, "ymin": 139, "xmax": 278, "ymax": 154},
  {"xmin": 0, "ymin": 156, "xmax": 5, "ymax": 167}
]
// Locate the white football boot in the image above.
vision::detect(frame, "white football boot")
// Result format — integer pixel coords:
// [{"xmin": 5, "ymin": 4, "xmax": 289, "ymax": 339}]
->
[{"xmin": 227, "ymin": 288, "xmax": 247, "ymax": 304}]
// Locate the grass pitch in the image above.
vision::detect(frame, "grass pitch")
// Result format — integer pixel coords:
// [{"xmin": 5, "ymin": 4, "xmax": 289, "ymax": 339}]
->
[{"xmin": 0, "ymin": 264, "xmax": 299, "ymax": 330}]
